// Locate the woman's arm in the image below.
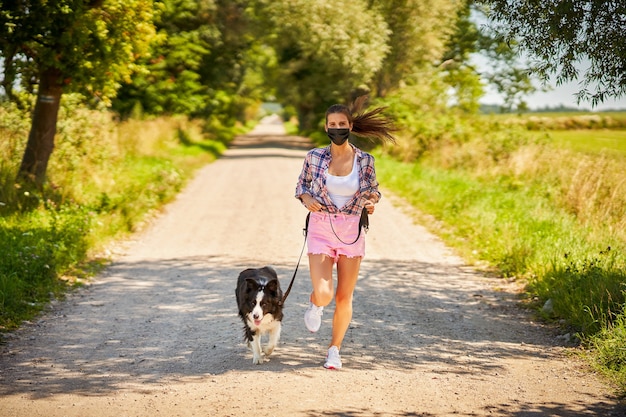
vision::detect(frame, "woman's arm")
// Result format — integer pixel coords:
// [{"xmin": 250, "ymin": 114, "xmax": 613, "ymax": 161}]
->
[{"xmin": 295, "ymin": 153, "xmax": 322, "ymax": 211}]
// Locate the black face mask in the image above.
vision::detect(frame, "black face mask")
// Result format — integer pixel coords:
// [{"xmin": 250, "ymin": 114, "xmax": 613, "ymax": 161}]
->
[{"xmin": 327, "ymin": 128, "xmax": 350, "ymax": 145}]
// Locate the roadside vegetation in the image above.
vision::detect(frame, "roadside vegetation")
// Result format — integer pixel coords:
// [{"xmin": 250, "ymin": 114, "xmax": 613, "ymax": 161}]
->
[
  {"xmin": 373, "ymin": 110, "xmax": 626, "ymax": 392},
  {"xmin": 0, "ymin": 99, "xmax": 237, "ymax": 329}
]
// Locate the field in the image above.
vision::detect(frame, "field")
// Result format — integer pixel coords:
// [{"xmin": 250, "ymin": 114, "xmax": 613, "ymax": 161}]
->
[
  {"xmin": 547, "ymin": 129, "xmax": 626, "ymax": 155},
  {"xmin": 376, "ymin": 111, "xmax": 626, "ymax": 391}
]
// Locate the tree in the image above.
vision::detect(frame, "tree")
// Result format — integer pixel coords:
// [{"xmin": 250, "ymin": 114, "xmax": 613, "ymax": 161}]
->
[
  {"xmin": 252, "ymin": 0, "xmax": 390, "ymax": 131},
  {"xmin": 113, "ymin": 0, "xmax": 217, "ymax": 117},
  {"xmin": 0, "ymin": 0, "xmax": 156, "ymax": 187},
  {"xmin": 113, "ymin": 0, "xmax": 256, "ymax": 125},
  {"xmin": 198, "ymin": 0, "xmax": 254, "ymax": 123},
  {"xmin": 478, "ymin": 0, "xmax": 626, "ymax": 106},
  {"xmin": 370, "ymin": 0, "xmax": 461, "ymax": 97},
  {"xmin": 442, "ymin": 1, "xmax": 537, "ymax": 113},
  {"xmin": 440, "ymin": 0, "xmax": 485, "ymax": 113}
]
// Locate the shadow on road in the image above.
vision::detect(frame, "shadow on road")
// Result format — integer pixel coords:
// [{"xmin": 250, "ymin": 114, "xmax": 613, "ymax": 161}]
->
[
  {"xmin": 230, "ymin": 133, "xmax": 313, "ymax": 151},
  {"xmin": 2, "ymin": 254, "xmax": 624, "ymax": 417},
  {"xmin": 298, "ymin": 400, "xmax": 625, "ymax": 417}
]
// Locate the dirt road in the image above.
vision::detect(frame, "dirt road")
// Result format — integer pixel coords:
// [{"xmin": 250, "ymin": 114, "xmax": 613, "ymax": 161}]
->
[{"xmin": 1, "ymin": 118, "xmax": 624, "ymax": 416}]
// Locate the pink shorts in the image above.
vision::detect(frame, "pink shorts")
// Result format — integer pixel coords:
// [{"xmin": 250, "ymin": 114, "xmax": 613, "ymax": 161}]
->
[{"xmin": 306, "ymin": 211, "xmax": 365, "ymax": 262}]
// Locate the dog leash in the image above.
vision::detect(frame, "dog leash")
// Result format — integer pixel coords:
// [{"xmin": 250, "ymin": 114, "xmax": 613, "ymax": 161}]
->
[
  {"xmin": 280, "ymin": 213, "xmax": 310, "ymax": 306},
  {"xmin": 328, "ymin": 207, "xmax": 369, "ymax": 245}
]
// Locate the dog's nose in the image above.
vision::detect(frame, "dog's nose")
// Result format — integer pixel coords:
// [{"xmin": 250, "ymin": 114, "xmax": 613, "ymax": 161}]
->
[{"xmin": 253, "ymin": 313, "xmax": 260, "ymax": 319}]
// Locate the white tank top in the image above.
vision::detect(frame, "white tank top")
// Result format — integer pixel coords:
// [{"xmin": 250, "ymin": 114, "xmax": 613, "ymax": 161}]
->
[{"xmin": 326, "ymin": 156, "xmax": 359, "ymax": 209}]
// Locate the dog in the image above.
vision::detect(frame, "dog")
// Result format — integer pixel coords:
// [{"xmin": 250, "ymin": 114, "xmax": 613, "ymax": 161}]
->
[{"xmin": 235, "ymin": 266, "xmax": 284, "ymax": 364}]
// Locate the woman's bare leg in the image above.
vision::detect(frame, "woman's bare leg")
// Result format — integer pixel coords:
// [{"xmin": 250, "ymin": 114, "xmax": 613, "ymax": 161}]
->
[
  {"xmin": 308, "ymin": 254, "xmax": 334, "ymax": 306},
  {"xmin": 330, "ymin": 255, "xmax": 361, "ymax": 349}
]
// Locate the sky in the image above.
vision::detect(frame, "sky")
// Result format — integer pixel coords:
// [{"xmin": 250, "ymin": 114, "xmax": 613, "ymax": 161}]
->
[
  {"xmin": 469, "ymin": 9, "xmax": 626, "ymax": 112},
  {"xmin": 480, "ymin": 79, "xmax": 626, "ymax": 112}
]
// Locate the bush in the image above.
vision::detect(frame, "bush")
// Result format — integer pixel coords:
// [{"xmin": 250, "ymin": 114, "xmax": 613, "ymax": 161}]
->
[
  {"xmin": 0, "ymin": 98, "xmax": 230, "ymax": 329},
  {"xmin": 0, "ymin": 207, "xmax": 90, "ymax": 327},
  {"xmin": 532, "ymin": 249, "xmax": 626, "ymax": 335}
]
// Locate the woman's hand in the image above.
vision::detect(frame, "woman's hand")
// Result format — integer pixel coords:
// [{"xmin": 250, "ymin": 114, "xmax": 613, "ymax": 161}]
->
[
  {"xmin": 364, "ymin": 199, "xmax": 375, "ymax": 214},
  {"xmin": 302, "ymin": 194, "xmax": 321, "ymax": 212}
]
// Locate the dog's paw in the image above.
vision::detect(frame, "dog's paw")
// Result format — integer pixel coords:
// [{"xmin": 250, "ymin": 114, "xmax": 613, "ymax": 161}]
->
[
  {"xmin": 263, "ymin": 346, "xmax": 275, "ymax": 357},
  {"xmin": 252, "ymin": 354, "xmax": 264, "ymax": 365}
]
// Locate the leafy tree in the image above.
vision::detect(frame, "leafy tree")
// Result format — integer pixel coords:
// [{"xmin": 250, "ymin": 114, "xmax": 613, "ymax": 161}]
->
[
  {"xmin": 478, "ymin": 0, "xmax": 626, "ymax": 105},
  {"xmin": 252, "ymin": 0, "xmax": 390, "ymax": 131},
  {"xmin": 113, "ymin": 0, "xmax": 217, "ymax": 117},
  {"xmin": 198, "ymin": 0, "xmax": 253, "ymax": 121},
  {"xmin": 478, "ymin": 48, "xmax": 536, "ymax": 112},
  {"xmin": 441, "ymin": 1, "xmax": 536, "ymax": 113},
  {"xmin": 114, "ymin": 0, "xmax": 256, "ymax": 125},
  {"xmin": 370, "ymin": 0, "xmax": 461, "ymax": 97},
  {"xmin": 0, "ymin": 0, "xmax": 156, "ymax": 187},
  {"xmin": 440, "ymin": 0, "xmax": 484, "ymax": 113}
]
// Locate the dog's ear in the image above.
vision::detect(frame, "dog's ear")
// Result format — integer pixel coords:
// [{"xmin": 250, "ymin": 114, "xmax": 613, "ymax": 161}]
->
[
  {"xmin": 245, "ymin": 277, "xmax": 259, "ymax": 291},
  {"xmin": 265, "ymin": 279, "xmax": 282, "ymax": 297}
]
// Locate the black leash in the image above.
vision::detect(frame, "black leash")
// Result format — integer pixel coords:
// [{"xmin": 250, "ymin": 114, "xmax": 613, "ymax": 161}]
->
[
  {"xmin": 280, "ymin": 208, "xmax": 369, "ymax": 306},
  {"xmin": 280, "ymin": 213, "xmax": 310, "ymax": 306},
  {"xmin": 328, "ymin": 207, "xmax": 369, "ymax": 245}
]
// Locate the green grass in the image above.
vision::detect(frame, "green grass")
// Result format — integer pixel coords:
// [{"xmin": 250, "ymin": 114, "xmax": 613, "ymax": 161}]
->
[
  {"xmin": 0, "ymin": 105, "xmax": 235, "ymax": 330},
  {"xmin": 373, "ymin": 125, "xmax": 626, "ymax": 392},
  {"xmin": 374, "ymin": 156, "xmax": 608, "ymax": 278},
  {"xmin": 534, "ymin": 249, "xmax": 626, "ymax": 334},
  {"xmin": 547, "ymin": 129, "xmax": 626, "ymax": 156},
  {"xmin": 0, "ymin": 208, "xmax": 91, "ymax": 327},
  {"xmin": 587, "ymin": 308, "xmax": 626, "ymax": 390}
]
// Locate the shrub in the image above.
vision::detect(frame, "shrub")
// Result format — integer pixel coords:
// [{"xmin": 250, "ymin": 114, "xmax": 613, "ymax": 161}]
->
[
  {"xmin": 532, "ymin": 249, "xmax": 626, "ymax": 335},
  {"xmin": 0, "ymin": 97, "xmax": 229, "ymax": 329}
]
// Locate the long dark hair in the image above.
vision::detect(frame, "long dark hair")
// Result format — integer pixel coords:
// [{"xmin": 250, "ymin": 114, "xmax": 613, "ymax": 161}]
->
[{"xmin": 325, "ymin": 95, "xmax": 396, "ymax": 143}]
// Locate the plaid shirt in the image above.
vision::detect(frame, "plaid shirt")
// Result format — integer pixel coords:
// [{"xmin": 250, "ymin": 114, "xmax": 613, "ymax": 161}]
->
[{"xmin": 295, "ymin": 144, "xmax": 381, "ymax": 215}]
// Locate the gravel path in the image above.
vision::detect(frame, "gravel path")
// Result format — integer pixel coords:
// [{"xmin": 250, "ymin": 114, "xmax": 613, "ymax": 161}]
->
[{"xmin": 1, "ymin": 117, "xmax": 624, "ymax": 416}]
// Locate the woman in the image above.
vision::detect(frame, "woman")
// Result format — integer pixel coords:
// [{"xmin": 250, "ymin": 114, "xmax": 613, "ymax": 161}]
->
[{"xmin": 294, "ymin": 96, "xmax": 395, "ymax": 369}]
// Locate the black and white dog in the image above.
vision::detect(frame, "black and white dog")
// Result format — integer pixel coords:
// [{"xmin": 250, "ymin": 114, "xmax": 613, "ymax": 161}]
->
[{"xmin": 235, "ymin": 266, "xmax": 283, "ymax": 364}]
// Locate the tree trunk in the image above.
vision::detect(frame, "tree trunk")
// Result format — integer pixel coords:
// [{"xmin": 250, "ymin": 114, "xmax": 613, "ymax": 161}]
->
[
  {"xmin": 17, "ymin": 67, "xmax": 63, "ymax": 188},
  {"xmin": 297, "ymin": 103, "xmax": 318, "ymax": 132},
  {"xmin": 1, "ymin": 46, "xmax": 17, "ymax": 102}
]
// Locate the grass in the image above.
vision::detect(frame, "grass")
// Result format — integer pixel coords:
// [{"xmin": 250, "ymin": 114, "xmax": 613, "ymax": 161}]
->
[
  {"xmin": 547, "ymin": 129, "xmax": 626, "ymax": 156},
  {"xmin": 587, "ymin": 308, "xmax": 626, "ymax": 389},
  {"xmin": 374, "ymin": 116, "xmax": 626, "ymax": 393},
  {"xmin": 534, "ymin": 248, "xmax": 626, "ymax": 334},
  {"xmin": 0, "ymin": 102, "xmax": 234, "ymax": 330},
  {"xmin": 376, "ymin": 152, "xmax": 626, "ymax": 392},
  {"xmin": 373, "ymin": 155, "xmax": 610, "ymax": 278}
]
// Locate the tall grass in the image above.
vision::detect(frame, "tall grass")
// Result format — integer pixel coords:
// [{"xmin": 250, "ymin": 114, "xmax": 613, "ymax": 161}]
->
[
  {"xmin": 588, "ymin": 305, "xmax": 626, "ymax": 388},
  {"xmin": 375, "ymin": 113, "xmax": 626, "ymax": 391},
  {"xmin": 0, "ymin": 97, "xmax": 230, "ymax": 329}
]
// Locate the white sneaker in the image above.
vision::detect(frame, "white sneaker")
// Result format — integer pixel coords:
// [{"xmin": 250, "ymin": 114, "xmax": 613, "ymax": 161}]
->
[
  {"xmin": 324, "ymin": 346, "xmax": 342, "ymax": 370},
  {"xmin": 304, "ymin": 302, "xmax": 323, "ymax": 332}
]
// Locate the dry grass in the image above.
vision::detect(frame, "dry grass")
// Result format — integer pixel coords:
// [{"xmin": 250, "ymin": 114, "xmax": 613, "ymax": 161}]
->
[{"xmin": 504, "ymin": 145, "xmax": 626, "ymax": 242}]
